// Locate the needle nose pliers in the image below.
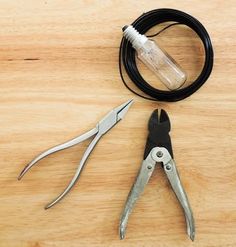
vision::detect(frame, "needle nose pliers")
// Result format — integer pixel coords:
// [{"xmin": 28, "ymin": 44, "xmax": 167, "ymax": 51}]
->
[{"xmin": 18, "ymin": 99, "xmax": 133, "ymax": 209}]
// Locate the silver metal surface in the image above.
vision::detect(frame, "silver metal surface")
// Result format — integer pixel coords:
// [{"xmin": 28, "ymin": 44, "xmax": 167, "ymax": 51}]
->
[
  {"xmin": 18, "ymin": 99, "xmax": 133, "ymax": 209},
  {"xmin": 119, "ymin": 147, "xmax": 195, "ymax": 241},
  {"xmin": 163, "ymin": 159, "xmax": 195, "ymax": 241},
  {"xmin": 119, "ymin": 152, "xmax": 156, "ymax": 239},
  {"xmin": 45, "ymin": 133, "xmax": 102, "ymax": 209},
  {"xmin": 18, "ymin": 127, "xmax": 98, "ymax": 180},
  {"xmin": 97, "ymin": 99, "xmax": 133, "ymax": 135},
  {"xmin": 153, "ymin": 147, "xmax": 195, "ymax": 240}
]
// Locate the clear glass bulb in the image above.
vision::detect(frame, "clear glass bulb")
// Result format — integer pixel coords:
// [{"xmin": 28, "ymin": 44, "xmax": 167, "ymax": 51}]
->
[{"xmin": 123, "ymin": 25, "xmax": 187, "ymax": 90}]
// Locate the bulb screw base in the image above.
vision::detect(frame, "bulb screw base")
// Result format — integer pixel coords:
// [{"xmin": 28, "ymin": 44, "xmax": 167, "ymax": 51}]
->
[{"xmin": 122, "ymin": 25, "xmax": 147, "ymax": 50}]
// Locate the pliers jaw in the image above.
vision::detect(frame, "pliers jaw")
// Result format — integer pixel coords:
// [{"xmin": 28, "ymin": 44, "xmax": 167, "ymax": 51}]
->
[
  {"xmin": 144, "ymin": 109, "xmax": 173, "ymax": 159},
  {"xmin": 97, "ymin": 99, "xmax": 133, "ymax": 135}
]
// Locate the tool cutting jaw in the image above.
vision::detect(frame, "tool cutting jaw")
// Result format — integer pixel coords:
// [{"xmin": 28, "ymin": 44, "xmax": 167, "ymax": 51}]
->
[{"xmin": 144, "ymin": 109, "xmax": 173, "ymax": 159}]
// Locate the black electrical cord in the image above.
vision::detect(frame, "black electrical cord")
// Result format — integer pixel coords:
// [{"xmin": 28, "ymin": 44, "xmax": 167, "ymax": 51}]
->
[{"xmin": 119, "ymin": 8, "xmax": 214, "ymax": 102}]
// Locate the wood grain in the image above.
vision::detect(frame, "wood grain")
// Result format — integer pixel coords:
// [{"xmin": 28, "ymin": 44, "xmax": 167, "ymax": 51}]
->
[{"xmin": 0, "ymin": 0, "xmax": 235, "ymax": 246}]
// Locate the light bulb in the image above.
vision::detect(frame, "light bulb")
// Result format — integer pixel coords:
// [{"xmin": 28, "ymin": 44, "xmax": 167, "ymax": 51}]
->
[{"xmin": 122, "ymin": 25, "xmax": 187, "ymax": 90}]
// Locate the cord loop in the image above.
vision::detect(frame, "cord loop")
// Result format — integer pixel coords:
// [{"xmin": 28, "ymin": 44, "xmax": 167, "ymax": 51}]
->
[{"xmin": 119, "ymin": 8, "xmax": 214, "ymax": 101}]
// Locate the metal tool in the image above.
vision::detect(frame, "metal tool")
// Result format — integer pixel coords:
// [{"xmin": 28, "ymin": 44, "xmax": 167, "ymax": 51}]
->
[
  {"xmin": 119, "ymin": 109, "xmax": 195, "ymax": 241},
  {"xmin": 18, "ymin": 99, "xmax": 133, "ymax": 209}
]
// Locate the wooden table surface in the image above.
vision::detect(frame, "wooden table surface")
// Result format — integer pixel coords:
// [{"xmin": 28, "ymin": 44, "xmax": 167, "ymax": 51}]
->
[{"xmin": 0, "ymin": 1, "xmax": 235, "ymax": 246}]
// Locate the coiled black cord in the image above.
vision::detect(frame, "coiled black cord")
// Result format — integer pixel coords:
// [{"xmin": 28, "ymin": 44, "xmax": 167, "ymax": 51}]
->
[{"xmin": 119, "ymin": 8, "xmax": 214, "ymax": 102}]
